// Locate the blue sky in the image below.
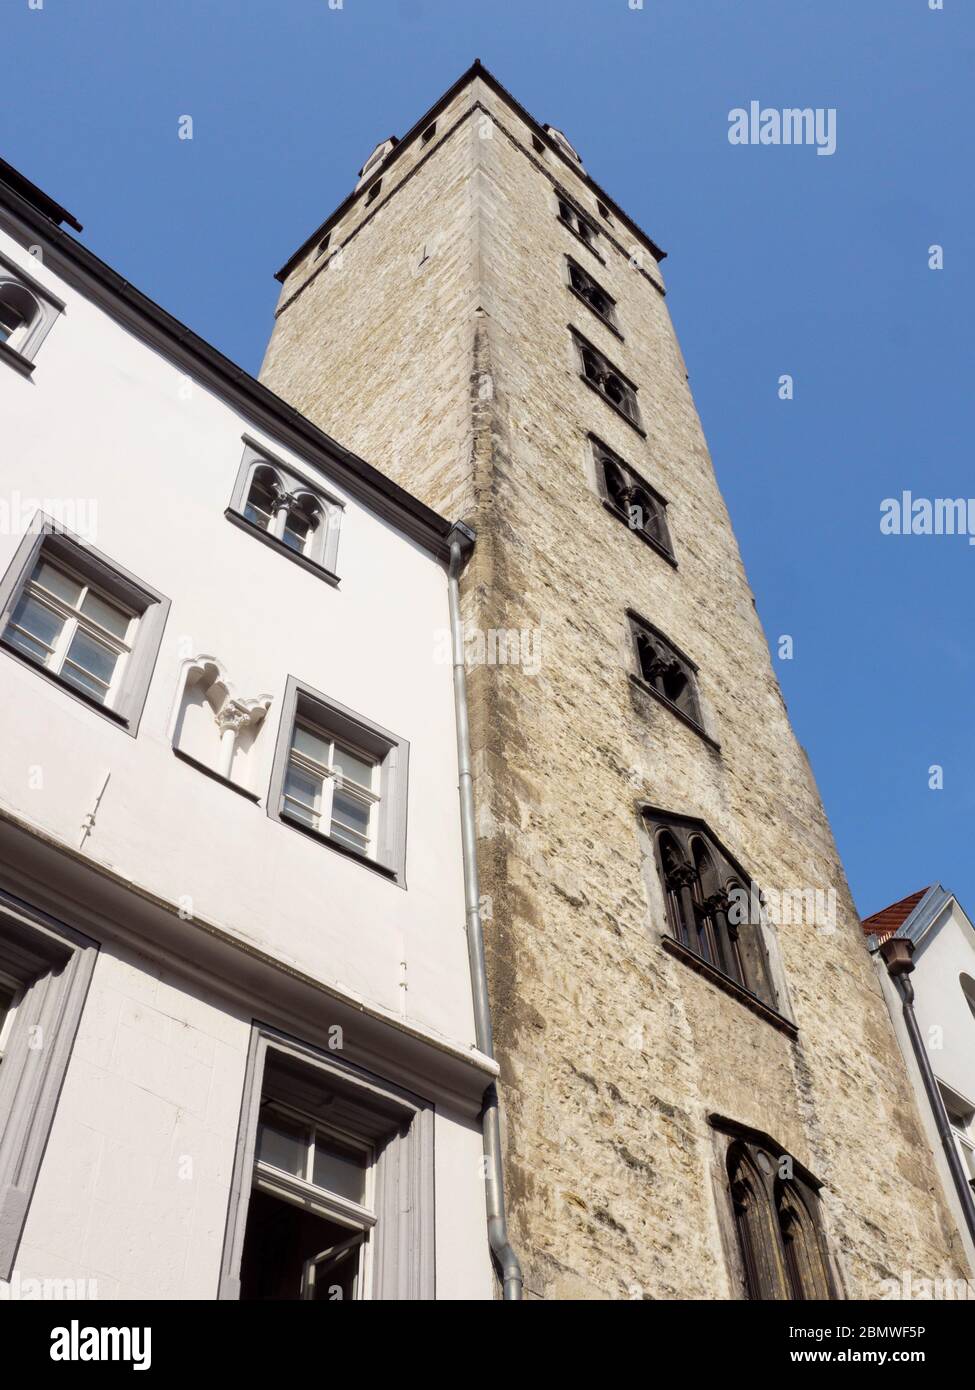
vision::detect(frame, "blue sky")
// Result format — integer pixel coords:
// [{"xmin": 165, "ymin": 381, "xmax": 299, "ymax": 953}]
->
[{"xmin": 4, "ymin": 0, "xmax": 972, "ymax": 919}]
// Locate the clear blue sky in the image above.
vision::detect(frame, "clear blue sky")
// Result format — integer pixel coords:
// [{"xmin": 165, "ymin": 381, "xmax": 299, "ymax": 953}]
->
[{"xmin": 5, "ymin": 0, "xmax": 972, "ymax": 919}]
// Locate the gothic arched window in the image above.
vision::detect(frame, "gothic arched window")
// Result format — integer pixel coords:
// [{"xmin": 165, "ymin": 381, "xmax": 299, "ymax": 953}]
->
[
  {"xmin": 592, "ymin": 438, "xmax": 674, "ymax": 562},
  {"xmin": 645, "ymin": 810, "xmax": 777, "ymax": 1010},
  {"xmin": 723, "ymin": 1131, "xmax": 834, "ymax": 1302},
  {"xmin": 572, "ymin": 331, "xmax": 641, "ymax": 428},
  {"xmin": 776, "ymin": 1181, "xmax": 833, "ymax": 1301},
  {"xmin": 629, "ymin": 614, "xmax": 704, "ymax": 732},
  {"xmin": 566, "ymin": 257, "xmax": 619, "ymax": 332}
]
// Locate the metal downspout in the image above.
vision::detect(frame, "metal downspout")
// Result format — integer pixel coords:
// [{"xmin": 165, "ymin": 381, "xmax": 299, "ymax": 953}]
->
[
  {"xmin": 880, "ymin": 938, "xmax": 975, "ymax": 1251},
  {"xmin": 447, "ymin": 523, "xmax": 524, "ymax": 1301}
]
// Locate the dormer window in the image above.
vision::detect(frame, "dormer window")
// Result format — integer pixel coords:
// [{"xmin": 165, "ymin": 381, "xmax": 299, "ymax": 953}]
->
[
  {"xmin": 566, "ymin": 257, "xmax": 620, "ymax": 335},
  {"xmin": 228, "ymin": 443, "xmax": 344, "ymax": 585},
  {"xmin": 592, "ymin": 436, "xmax": 674, "ymax": 562},
  {"xmin": 355, "ymin": 137, "xmax": 397, "ymax": 190},
  {"xmin": 545, "ymin": 126, "xmax": 584, "ymax": 167},
  {"xmin": 365, "ymin": 179, "xmax": 382, "ymax": 205}
]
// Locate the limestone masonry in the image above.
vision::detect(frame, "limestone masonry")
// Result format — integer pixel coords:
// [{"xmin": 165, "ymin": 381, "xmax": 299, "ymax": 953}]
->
[{"xmin": 260, "ymin": 64, "xmax": 968, "ymax": 1298}]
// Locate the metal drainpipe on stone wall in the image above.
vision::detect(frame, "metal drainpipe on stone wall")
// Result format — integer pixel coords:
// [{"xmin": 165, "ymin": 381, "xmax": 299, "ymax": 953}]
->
[
  {"xmin": 447, "ymin": 521, "xmax": 524, "ymax": 1302},
  {"xmin": 879, "ymin": 936, "xmax": 975, "ymax": 1252}
]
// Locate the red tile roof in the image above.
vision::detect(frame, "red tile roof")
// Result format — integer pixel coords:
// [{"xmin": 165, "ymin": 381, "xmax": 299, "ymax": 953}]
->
[{"xmin": 861, "ymin": 887, "xmax": 930, "ymax": 942}]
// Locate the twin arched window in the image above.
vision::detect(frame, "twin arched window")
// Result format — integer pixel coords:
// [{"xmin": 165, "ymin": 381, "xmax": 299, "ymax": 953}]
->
[
  {"xmin": 595, "ymin": 438, "xmax": 674, "ymax": 561},
  {"xmin": 629, "ymin": 615, "xmax": 703, "ymax": 732},
  {"xmin": 649, "ymin": 812, "xmax": 775, "ymax": 1007},
  {"xmin": 244, "ymin": 464, "xmax": 324, "ymax": 559},
  {"xmin": 727, "ymin": 1138, "xmax": 834, "ymax": 1300},
  {"xmin": 230, "ymin": 448, "xmax": 344, "ymax": 579}
]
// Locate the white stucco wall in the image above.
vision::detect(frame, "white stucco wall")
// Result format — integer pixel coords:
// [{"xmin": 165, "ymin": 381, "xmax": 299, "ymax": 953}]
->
[
  {"xmin": 0, "ymin": 220, "xmax": 494, "ymax": 1299},
  {"xmin": 0, "ymin": 224, "xmax": 474, "ymax": 1053},
  {"xmin": 914, "ymin": 900, "xmax": 975, "ymax": 1106}
]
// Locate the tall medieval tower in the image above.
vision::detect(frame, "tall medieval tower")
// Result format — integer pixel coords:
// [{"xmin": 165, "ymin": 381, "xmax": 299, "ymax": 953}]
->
[{"xmin": 259, "ymin": 63, "xmax": 967, "ymax": 1298}]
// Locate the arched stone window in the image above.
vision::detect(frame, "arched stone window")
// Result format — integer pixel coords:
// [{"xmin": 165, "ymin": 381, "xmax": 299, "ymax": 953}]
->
[
  {"xmin": 721, "ymin": 1126, "xmax": 835, "ymax": 1301},
  {"xmin": 566, "ymin": 257, "xmax": 619, "ymax": 332},
  {"xmin": 228, "ymin": 444, "xmax": 344, "ymax": 582},
  {"xmin": 776, "ymin": 1181, "xmax": 833, "ymax": 1300},
  {"xmin": 629, "ymin": 613, "xmax": 704, "ymax": 732},
  {"xmin": 0, "ymin": 281, "xmax": 39, "ymax": 348},
  {"xmin": 645, "ymin": 809, "xmax": 776, "ymax": 1009},
  {"xmin": 592, "ymin": 437, "xmax": 675, "ymax": 562},
  {"xmin": 572, "ymin": 330, "xmax": 641, "ymax": 428},
  {"xmin": 556, "ymin": 191, "xmax": 599, "ymax": 250},
  {"xmin": 728, "ymin": 1143, "xmax": 786, "ymax": 1300}
]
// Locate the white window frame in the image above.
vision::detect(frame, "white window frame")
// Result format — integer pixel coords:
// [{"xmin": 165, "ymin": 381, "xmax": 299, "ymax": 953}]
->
[
  {"xmin": 219, "ymin": 1026, "xmax": 435, "ymax": 1301},
  {"xmin": 6, "ymin": 557, "xmax": 137, "ymax": 711},
  {"xmin": 284, "ymin": 721, "xmax": 381, "ymax": 858},
  {"xmin": 0, "ymin": 514, "xmax": 170, "ymax": 736},
  {"xmin": 269, "ymin": 676, "xmax": 410, "ymax": 887},
  {"xmin": 254, "ymin": 1100, "xmax": 377, "ymax": 1301}
]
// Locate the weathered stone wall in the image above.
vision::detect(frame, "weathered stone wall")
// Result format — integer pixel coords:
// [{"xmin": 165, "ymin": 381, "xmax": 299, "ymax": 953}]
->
[{"xmin": 260, "ymin": 74, "xmax": 967, "ymax": 1298}]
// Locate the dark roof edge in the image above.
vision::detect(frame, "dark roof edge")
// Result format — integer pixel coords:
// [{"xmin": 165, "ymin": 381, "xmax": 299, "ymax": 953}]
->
[
  {"xmin": 0, "ymin": 156, "xmax": 83, "ymax": 233},
  {"xmin": 0, "ymin": 179, "xmax": 456, "ymax": 563},
  {"xmin": 275, "ymin": 58, "xmax": 667, "ymax": 282}
]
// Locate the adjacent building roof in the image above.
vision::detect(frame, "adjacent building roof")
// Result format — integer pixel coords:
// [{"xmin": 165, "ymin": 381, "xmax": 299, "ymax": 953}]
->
[{"xmin": 862, "ymin": 887, "xmax": 932, "ymax": 943}]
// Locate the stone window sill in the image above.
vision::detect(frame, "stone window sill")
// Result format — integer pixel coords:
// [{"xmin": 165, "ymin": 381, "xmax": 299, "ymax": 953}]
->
[
  {"xmin": 661, "ymin": 936, "xmax": 798, "ymax": 1038},
  {"xmin": 628, "ymin": 671, "xmax": 720, "ymax": 751}
]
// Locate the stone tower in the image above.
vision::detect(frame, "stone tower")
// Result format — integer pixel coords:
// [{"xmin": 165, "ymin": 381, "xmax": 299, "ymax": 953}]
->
[{"xmin": 259, "ymin": 62, "xmax": 967, "ymax": 1298}]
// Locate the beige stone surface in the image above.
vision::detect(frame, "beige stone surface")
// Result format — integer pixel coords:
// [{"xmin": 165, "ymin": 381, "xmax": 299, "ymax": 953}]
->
[{"xmin": 260, "ymin": 72, "xmax": 967, "ymax": 1298}]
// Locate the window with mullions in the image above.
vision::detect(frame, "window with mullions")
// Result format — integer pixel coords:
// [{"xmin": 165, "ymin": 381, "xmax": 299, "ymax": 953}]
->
[
  {"xmin": 5, "ymin": 558, "xmax": 136, "ymax": 707},
  {"xmin": 628, "ymin": 612, "xmax": 704, "ymax": 735},
  {"xmin": 723, "ymin": 1131, "xmax": 835, "ymax": 1301},
  {"xmin": 244, "ymin": 1102, "xmax": 375, "ymax": 1301},
  {"xmin": 645, "ymin": 810, "xmax": 777, "ymax": 1010},
  {"xmin": 572, "ymin": 330, "xmax": 642, "ymax": 431},
  {"xmin": 556, "ymin": 192, "xmax": 600, "ymax": 253},
  {"xmin": 593, "ymin": 437, "xmax": 674, "ymax": 562},
  {"xmin": 566, "ymin": 258, "xmax": 620, "ymax": 334},
  {"xmin": 227, "ymin": 443, "xmax": 344, "ymax": 584},
  {"xmin": 284, "ymin": 722, "xmax": 380, "ymax": 858},
  {"xmin": 269, "ymin": 676, "xmax": 409, "ymax": 885},
  {"xmin": 0, "ymin": 516, "xmax": 170, "ymax": 734}
]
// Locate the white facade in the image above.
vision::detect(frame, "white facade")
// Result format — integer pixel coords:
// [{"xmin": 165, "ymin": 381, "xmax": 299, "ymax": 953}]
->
[
  {"xmin": 0, "ymin": 179, "xmax": 495, "ymax": 1300},
  {"xmin": 867, "ymin": 887, "xmax": 975, "ymax": 1278}
]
